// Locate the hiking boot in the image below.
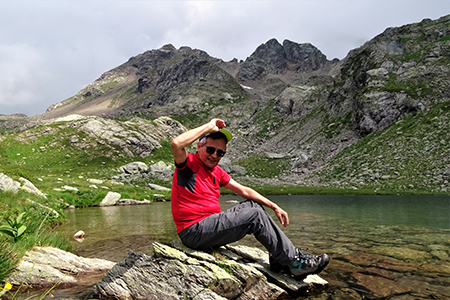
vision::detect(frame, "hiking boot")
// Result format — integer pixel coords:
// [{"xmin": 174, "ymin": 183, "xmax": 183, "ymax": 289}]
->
[
  {"xmin": 269, "ymin": 254, "xmax": 290, "ymax": 273},
  {"xmin": 289, "ymin": 248, "xmax": 330, "ymax": 278}
]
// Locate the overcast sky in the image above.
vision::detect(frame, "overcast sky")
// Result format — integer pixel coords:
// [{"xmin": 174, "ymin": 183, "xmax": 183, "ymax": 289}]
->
[{"xmin": 0, "ymin": 0, "xmax": 448, "ymax": 116}]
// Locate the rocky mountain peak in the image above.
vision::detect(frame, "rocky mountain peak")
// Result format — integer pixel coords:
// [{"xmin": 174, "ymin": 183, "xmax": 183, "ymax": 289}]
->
[{"xmin": 236, "ymin": 38, "xmax": 330, "ymax": 82}]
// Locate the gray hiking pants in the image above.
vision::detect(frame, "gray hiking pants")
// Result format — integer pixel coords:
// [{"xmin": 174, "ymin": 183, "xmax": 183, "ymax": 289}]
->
[{"xmin": 178, "ymin": 199, "xmax": 297, "ymax": 266}]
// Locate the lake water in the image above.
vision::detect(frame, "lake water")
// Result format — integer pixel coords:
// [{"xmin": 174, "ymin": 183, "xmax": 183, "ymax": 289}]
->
[{"xmin": 49, "ymin": 195, "xmax": 450, "ymax": 299}]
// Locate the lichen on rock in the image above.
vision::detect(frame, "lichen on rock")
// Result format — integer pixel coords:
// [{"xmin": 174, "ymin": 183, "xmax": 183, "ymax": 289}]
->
[{"xmin": 92, "ymin": 241, "xmax": 328, "ymax": 299}]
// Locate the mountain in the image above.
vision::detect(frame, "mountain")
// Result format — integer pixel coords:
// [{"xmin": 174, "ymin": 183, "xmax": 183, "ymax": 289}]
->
[{"xmin": 1, "ymin": 14, "xmax": 449, "ymax": 194}]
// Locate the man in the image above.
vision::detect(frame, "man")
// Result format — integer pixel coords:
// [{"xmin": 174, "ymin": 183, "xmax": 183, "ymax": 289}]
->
[{"xmin": 171, "ymin": 118, "xmax": 329, "ymax": 277}]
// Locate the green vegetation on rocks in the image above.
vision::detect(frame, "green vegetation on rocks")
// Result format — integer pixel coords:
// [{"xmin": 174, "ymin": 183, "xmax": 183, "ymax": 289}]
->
[{"xmin": 319, "ymin": 101, "xmax": 450, "ymax": 194}]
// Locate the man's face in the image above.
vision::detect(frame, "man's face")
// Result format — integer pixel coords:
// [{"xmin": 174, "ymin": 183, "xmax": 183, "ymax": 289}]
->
[{"xmin": 197, "ymin": 137, "xmax": 227, "ymax": 169}]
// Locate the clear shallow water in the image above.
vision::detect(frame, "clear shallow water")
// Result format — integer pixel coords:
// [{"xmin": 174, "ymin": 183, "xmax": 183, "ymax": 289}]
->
[{"xmin": 48, "ymin": 195, "xmax": 450, "ymax": 299}]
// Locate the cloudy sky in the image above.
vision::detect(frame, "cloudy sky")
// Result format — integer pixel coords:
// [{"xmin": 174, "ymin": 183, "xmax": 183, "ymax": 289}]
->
[{"xmin": 0, "ymin": 0, "xmax": 448, "ymax": 116}]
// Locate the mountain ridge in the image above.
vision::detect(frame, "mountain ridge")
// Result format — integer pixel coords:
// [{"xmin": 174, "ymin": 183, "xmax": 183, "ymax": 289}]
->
[{"xmin": 1, "ymin": 14, "xmax": 449, "ymax": 193}]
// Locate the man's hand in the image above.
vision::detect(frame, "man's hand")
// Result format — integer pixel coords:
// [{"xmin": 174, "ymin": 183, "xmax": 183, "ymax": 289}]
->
[
  {"xmin": 224, "ymin": 179, "xmax": 290, "ymax": 227},
  {"xmin": 274, "ymin": 206, "xmax": 289, "ymax": 227},
  {"xmin": 209, "ymin": 119, "xmax": 226, "ymax": 132}
]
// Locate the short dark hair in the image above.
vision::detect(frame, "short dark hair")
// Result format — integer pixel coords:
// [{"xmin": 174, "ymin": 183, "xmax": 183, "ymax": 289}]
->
[{"xmin": 199, "ymin": 132, "xmax": 228, "ymax": 145}]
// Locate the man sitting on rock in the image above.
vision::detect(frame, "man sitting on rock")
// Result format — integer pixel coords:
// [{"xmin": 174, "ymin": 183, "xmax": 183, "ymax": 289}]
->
[{"xmin": 170, "ymin": 118, "xmax": 329, "ymax": 278}]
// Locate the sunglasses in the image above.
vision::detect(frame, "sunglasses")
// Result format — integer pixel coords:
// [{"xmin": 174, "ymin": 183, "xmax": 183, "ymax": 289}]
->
[{"xmin": 205, "ymin": 146, "xmax": 226, "ymax": 157}]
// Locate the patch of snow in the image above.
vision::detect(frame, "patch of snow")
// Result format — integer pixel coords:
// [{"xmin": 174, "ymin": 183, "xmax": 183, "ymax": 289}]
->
[{"xmin": 240, "ymin": 84, "xmax": 253, "ymax": 90}]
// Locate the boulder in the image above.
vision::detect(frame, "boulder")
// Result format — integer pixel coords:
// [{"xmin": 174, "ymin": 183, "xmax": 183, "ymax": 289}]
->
[
  {"xmin": 265, "ymin": 152, "xmax": 286, "ymax": 159},
  {"xmin": 62, "ymin": 185, "xmax": 78, "ymax": 191},
  {"xmin": 119, "ymin": 162, "xmax": 149, "ymax": 174},
  {"xmin": 79, "ymin": 118, "xmax": 161, "ymax": 158},
  {"xmin": 147, "ymin": 183, "xmax": 171, "ymax": 191},
  {"xmin": 99, "ymin": 191, "xmax": 121, "ymax": 206},
  {"xmin": 153, "ymin": 194, "xmax": 165, "ymax": 201},
  {"xmin": 92, "ymin": 241, "xmax": 328, "ymax": 299},
  {"xmin": 149, "ymin": 160, "xmax": 171, "ymax": 173},
  {"xmin": 0, "ymin": 173, "xmax": 20, "ymax": 193},
  {"xmin": 148, "ymin": 161, "xmax": 173, "ymax": 180},
  {"xmin": 219, "ymin": 157, "xmax": 232, "ymax": 173},
  {"xmin": 73, "ymin": 230, "xmax": 86, "ymax": 239},
  {"xmin": 87, "ymin": 178, "xmax": 103, "ymax": 184},
  {"xmin": 116, "ymin": 199, "xmax": 152, "ymax": 206},
  {"xmin": 6, "ymin": 246, "xmax": 115, "ymax": 288},
  {"xmin": 230, "ymin": 165, "xmax": 247, "ymax": 175},
  {"xmin": 19, "ymin": 177, "xmax": 47, "ymax": 198}
]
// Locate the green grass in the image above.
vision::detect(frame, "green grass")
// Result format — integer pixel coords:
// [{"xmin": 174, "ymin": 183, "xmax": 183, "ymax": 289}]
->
[
  {"xmin": 235, "ymin": 155, "xmax": 291, "ymax": 178},
  {"xmin": 252, "ymin": 98, "xmax": 286, "ymax": 139},
  {"xmin": 321, "ymin": 112, "xmax": 352, "ymax": 139},
  {"xmin": 0, "ymin": 240, "xmax": 18, "ymax": 282},
  {"xmin": 385, "ymin": 73, "xmax": 433, "ymax": 98},
  {"xmin": 0, "ymin": 119, "xmax": 174, "ymax": 205},
  {"xmin": 319, "ymin": 100, "xmax": 450, "ymax": 193},
  {"xmin": 0, "ymin": 191, "xmax": 74, "ymax": 281}
]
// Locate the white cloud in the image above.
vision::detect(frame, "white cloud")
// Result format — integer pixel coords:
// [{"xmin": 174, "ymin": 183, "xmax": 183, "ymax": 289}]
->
[
  {"xmin": 0, "ymin": 0, "xmax": 448, "ymax": 116},
  {"xmin": 0, "ymin": 44, "xmax": 47, "ymax": 106}
]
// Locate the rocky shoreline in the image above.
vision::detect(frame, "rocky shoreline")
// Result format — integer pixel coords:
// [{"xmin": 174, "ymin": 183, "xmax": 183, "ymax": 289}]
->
[{"xmin": 7, "ymin": 242, "xmax": 328, "ymax": 300}]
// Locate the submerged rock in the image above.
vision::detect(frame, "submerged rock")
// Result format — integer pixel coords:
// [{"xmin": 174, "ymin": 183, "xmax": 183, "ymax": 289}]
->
[{"xmin": 92, "ymin": 241, "xmax": 328, "ymax": 299}]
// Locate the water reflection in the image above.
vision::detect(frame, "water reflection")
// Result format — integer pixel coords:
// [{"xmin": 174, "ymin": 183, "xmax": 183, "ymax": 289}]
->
[{"xmin": 53, "ymin": 195, "xmax": 450, "ymax": 299}]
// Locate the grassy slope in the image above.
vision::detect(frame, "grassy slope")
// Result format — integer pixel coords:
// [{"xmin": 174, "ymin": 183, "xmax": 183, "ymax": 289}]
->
[
  {"xmin": 0, "ymin": 119, "xmax": 173, "ymax": 206},
  {"xmin": 318, "ymin": 101, "xmax": 450, "ymax": 194},
  {"xmin": 0, "ymin": 118, "xmax": 175, "ymax": 281}
]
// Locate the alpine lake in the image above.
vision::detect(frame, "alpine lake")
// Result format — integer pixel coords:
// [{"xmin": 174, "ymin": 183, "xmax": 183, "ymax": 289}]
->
[{"xmin": 47, "ymin": 194, "xmax": 450, "ymax": 299}]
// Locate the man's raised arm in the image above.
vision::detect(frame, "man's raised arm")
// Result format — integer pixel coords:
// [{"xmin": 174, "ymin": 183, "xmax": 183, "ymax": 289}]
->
[{"xmin": 171, "ymin": 118, "xmax": 226, "ymax": 165}]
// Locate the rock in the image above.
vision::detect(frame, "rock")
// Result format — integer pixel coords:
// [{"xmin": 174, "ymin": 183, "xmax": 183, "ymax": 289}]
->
[
  {"xmin": 87, "ymin": 178, "xmax": 103, "ymax": 184},
  {"xmin": 353, "ymin": 273, "xmax": 411, "ymax": 298},
  {"xmin": 230, "ymin": 165, "xmax": 246, "ymax": 175},
  {"xmin": 119, "ymin": 162, "xmax": 149, "ymax": 174},
  {"xmin": 72, "ymin": 230, "xmax": 86, "ymax": 242},
  {"xmin": 6, "ymin": 246, "xmax": 115, "ymax": 288},
  {"xmin": 147, "ymin": 183, "xmax": 171, "ymax": 191},
  {"xmin": 0, "ymin": 173, "xmax": 20, "ymax": 193},
  {"xmin": 62, "ymin": 185, "xmax": 78, "ymax": 191},
  {"xmin": 153, "ymin": 194, "xmax": 165, "ymax": 201},
  {"xmin": 219, "ymin": 157, "xmax": 232, "ymax": 173},
  {"xmin": 138, "ymin": 116, "xmax": 187, "ymax": 142},
  {"xmin": 148, "ymin": 161, "xmax": 173, "ymax": 180},
  {"xmin": 73, "ymin": 230, "xmax": 85, "ymax": 239},
  {"xmin": 265, "ymin": 152, "xmax": 286, "ymax": 159},
  {"xmin": 79, "ymin": 118, "xmax": 161, "ymax": 158},
  {"xmin": 92, "ymin": 241, "xmax": 328, "ymax": 299},
  {"xmin": 99, "ymin": 191, "xmax": 121, "ymax": 206},
  {"xmin": 19, "ymin": 177, "xmax": 47, "ymax": 198},
  {"xmin": 149, "ymin": 160, "xmax": 171, "ymax": 173},
  {"xmin": 370, "ymin": 246, "xmax": 431, "ymax": 261},
  {"xmin": 116, "ymin": 199, "xmax": 152, "ymax": 206}
]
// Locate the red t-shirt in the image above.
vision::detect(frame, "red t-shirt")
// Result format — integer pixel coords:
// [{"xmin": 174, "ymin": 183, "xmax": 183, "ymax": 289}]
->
[{"xmin": 171, "ymin": 152, "xmax": 231, "ymax": 233}]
